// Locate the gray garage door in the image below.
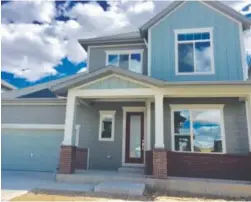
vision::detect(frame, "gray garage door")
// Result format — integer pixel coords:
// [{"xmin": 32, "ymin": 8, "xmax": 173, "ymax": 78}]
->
[{"xmin": 2, "ymin": 129, "xmax": 64, "ymax": 172}]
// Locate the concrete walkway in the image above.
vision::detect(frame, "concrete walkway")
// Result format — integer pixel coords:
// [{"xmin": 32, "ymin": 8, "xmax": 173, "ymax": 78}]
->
[
  {"xmin": 1, "ymin": 171, "xmax": 94, "ymax": 201},
  {"xmin": 1, "ymin": 171, "xmax": 145, "ymax": 201}
]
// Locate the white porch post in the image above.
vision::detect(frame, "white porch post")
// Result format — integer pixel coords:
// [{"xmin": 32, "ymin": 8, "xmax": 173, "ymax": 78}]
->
[
  {"xmin": 63, "ymin": 91, "xmax": 77, "ymax": 146},
  {"xmin": 146, "ymin": 100, "xmax": 151, "ymax": 150},
  {"xmin": 245, "ymin": 94, "xmax": 251, "ymax": 152},
  {"xmin": 154, "ymin": 93, "xmax": 165, "ymax": 148}
]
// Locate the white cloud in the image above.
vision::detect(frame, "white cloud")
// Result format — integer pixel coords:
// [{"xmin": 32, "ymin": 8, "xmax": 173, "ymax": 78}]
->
[
  {"xmin": 1, "ymin": 1, "xmax": 56, "ymax": 23},
  {"xmin": 1, "ymin": 0, "xmax": 251, "ymax": 82},
  {"xmin": 77, "ymin": 67, "xmax": 88, "ymax": 74},
  {"xmin": 1, "ymin": 23, "xmax": 66, "ymax": 81}
]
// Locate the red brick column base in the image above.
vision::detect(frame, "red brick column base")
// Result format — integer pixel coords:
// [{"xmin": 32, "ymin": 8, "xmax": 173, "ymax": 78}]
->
[
  {"xmin": 59, "ymin": 145, "xmax": 76, "ymax": 174},
  {"xmin": 152, "ymin": 149, "xmax": 168, "ymax": 179},
  {"xmin": 76, "ymin": 148, "xmax": 89, "ymax": 170}
]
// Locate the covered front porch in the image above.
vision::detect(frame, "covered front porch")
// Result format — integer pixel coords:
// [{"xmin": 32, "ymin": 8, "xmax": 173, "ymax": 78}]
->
[{"xmin": 54, "ymin": 69, "xmax": 251, "ymax": 180}]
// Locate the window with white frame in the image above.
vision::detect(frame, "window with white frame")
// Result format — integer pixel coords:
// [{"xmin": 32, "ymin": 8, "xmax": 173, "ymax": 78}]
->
[
  {"xmin": 175, "ymin": 28, "xmax": 214, "ymax": 75},
  {"xmin": 106, "ymin": 50, "xmax": 143, "ymax": 73},
  {"xmin": 99, "ymin": 111, "xmax": 116, "ymax": 141},
  {"xmin": 171, "ymin": 105, "xmax": 225, "ymax": 153}
]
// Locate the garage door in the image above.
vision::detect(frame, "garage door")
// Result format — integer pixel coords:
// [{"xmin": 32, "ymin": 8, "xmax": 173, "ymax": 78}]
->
[{"xmin": 2, "ymin": 128, "xmax": 64, "ymax": 172}]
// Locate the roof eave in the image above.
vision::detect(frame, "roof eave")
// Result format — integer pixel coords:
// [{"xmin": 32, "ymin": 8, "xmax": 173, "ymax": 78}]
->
[{"xmin": 78, "ymin": 38, "xmax": 144, "ymax": 51}]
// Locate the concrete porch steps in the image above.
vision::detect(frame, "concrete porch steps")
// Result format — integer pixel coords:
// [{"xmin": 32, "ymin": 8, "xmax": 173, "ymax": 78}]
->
[
  {"xmin": 94, "ymin": 181, "xmax": 145, "ymax": 196},
  {"xmin": 117, "ymin": 166, "xmax": 144, "ymax": 174}
]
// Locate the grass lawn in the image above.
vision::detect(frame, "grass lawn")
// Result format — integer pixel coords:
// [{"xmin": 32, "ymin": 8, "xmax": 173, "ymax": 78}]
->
[{"xmin": 11, "ymin": 189, "xmax": 248, "ymax": 201}]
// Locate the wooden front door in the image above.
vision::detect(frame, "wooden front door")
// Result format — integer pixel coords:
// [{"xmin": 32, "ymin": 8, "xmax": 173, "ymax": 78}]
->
[{"xmin": 125, "ymin": 112, "xmax": 144, "ymax": 164}]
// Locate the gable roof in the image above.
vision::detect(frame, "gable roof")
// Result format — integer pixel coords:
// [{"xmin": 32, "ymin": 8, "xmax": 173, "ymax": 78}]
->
[
  {"xmin": 140, "ymin": 1, "xmax": 251, "ymax": 36},
  {"xmin": 1, "ymin": 80, "xmax": 16, "ymax": 91},
  {"xmin": 79, "ymin": 31, "xmax": 144, "ymax": 51},
  {"xmin": 2, "ymin": 66, "xmax": 251, "ymax": 99},
  {"xmin": 50, "ymin": 65, "xmax": 164, "ymax": 94}
]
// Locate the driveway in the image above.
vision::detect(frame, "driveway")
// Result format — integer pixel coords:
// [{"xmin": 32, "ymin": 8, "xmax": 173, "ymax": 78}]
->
[{"xmin": 1, "ymin": 171, "xmax": 55, "ymax": 201}]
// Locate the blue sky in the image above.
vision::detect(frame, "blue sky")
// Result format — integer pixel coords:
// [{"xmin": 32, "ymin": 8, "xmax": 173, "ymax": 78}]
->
[{"xmin": 1, "ymin": 1, "xmax": 251, "ymax": 88}]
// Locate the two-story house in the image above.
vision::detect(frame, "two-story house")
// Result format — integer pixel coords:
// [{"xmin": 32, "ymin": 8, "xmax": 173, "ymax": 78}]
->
[{"xmin": 2, "ymin": 1, "xmax": 251, "ymax": 181}]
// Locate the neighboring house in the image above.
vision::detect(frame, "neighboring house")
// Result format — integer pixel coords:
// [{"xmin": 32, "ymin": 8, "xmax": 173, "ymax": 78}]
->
[
  {"xmin": 1, "ymin": 80, "xmax": 16, "ymax": 92},
  {"xmin": 2, "ymin": 1, "xmax": 251, "ymax": 181}
]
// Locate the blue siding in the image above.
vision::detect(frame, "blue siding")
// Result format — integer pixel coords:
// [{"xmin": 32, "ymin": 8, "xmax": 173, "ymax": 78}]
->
[
  {"xmin": 151, "ymin": 1, "xmax": 243, "ymax": 81},
  {"xmin": 2, "ymin": 130, "xmax": 63, "ymax": 172}
]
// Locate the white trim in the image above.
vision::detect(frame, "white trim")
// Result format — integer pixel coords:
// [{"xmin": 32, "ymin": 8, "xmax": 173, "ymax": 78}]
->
[
  {"xmin": 98, "ymin": 110, "xmax": 116, "ymax": 141},
  {"xmin": 239, "ymin": 24, "xmax": 248, "ymax": 80},
  {"xmin": 63, "ymin": 92, "xmax": 77, "ymax": 146},
  {"xmin": 245, "ymin": 95, "xmax": 251, "ymax": 152},
  {"xmin": 170, "ymin": 104, "xmax": 226, "ymax": 154},
  {"xmin": 75, "ymin": 125, "xmax": 81, "ymax": 147},
  {"xmin": 1, "ymin": 124, "xmax": 80, "ymax": 130},
  {"xmin": 89, "ymin": 43, "xmax": 145, "ymax": 48},
  {"xmin": 149, "ymin": 1, "xmax": 186, "ymax": 31},
  {"xmin": 71, "ymin": 86, "xmax": 251, "ymax": 99},
  {"xmin": 200, "ymin": 1, "xmax": 241, "ymax": 26},
  {"xmin": 148, "ymin": 1, "xmax": 241, "ymax": 32},
  {"xmin": 73, "ymin": 73, "xmax": 154, "ymax": 90},
  {"xmin": 174, "ymin": 27, "xmax": 215, "ymax": 76},
  {"xmin": 154, "ymin": 93, "xmax": 165, "ymax": 148},
  {"xmin": 2, "ymin": 101, "xmax": 66, "ymax": 106},
  {"xmin": 93, "ymin": 98, "xmax": 154, "ymax": 102},
  {"xmin": 146, "ymin": 100, "xmax": 151, "ymax": 150},
  {"xmin": 169, "ymin": 104, "xmax": 225, "ymax": 110},
  {"xmin": 105, "ymin": 50, "xmax": 144, "ymax": 74},
  {"xmin": 147, "ymin": 29, "xmax": 151, "ymax": 76},
  {"xmin": 122, "ymin": 106, "xmax": 146, "ymax": 166},
  {"xmin": 87, "ymin": 148, "xmax": 90, "ymax": 170},
  {"xmin": 86, "ymin": 46, "xmax": 90, "ymax": 73}
]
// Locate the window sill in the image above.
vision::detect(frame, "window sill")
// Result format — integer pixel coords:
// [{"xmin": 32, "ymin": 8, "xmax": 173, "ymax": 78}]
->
[
  {"xmin": 99, "ymin": 138, "xmax": 114, "ymax": 142},
  {"xmin": 175, "ymin": 72, "xmax": 215, "ymax": 76},
  {"xmin": 171, "ymin": 150, "xmax": 226, "ymax": 155}
]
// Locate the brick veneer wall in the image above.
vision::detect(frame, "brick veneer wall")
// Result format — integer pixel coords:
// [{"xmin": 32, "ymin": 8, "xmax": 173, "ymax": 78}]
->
[
  {"xmin": 58, "ymin": 145, "xmax": 76, "ymax": 174},
  {"xmin": 145, "ymin": 150, "xmax": 251, "ymax": 181},
  {"xmin": 167, "ymin": 152, "xmax": 251, "ymax": 181},
  {"xmin": 75, "ymin": 148, "xmax": 88, "ymax": 170},
  {"xmin": 152, "ymin": 149, "xmax": 168, "ymax": 179}
]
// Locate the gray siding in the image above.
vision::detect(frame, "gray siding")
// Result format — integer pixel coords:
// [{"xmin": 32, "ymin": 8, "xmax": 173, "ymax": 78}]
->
[
  {"xmin": 2, "ymin": 105, "xmax": 66, "ymax": 124},
  {"xmin": 160, "ymin": 98, "xmax": 249, "ymax": 154},
  {"xmin": 77, "ymin": 102, "xmax": 145, "ymax": 170},
  {"xmin": 88, "ymin": 44, "xmax": 148, "ymax": 75}
]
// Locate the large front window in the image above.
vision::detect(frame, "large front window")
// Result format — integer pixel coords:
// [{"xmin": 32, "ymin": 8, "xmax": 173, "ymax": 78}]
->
[
  {"xmin": 106, "ymin": 50, "xmax": 143, "ymax": 73},
  {"xmin": 175, "ymin": 28, "xmax": 214, "ymax": 75},
  {"xmin": 171, "ymin": 105, "xmax": 225, "ymax": 153}
]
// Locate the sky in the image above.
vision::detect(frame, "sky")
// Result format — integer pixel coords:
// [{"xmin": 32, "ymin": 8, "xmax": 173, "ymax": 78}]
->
[{"xmin": 1, "ymin": 0, "xmax": 251, "ymax": 88}]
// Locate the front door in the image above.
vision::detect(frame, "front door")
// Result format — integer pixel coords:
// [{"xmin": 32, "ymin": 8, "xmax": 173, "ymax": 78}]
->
[{"xmin": 125, "ymin": 112, "xmax": 144, "ymax": 164}]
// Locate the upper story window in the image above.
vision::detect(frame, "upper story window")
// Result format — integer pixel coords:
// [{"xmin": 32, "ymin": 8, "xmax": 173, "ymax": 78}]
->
[
  {"xmin": 175, "ymin": 28, "xmax": 214, "ymax": 75},
  {"xmin": 106, "ymin": 50, "xmax": 143, "ymax": 74}
]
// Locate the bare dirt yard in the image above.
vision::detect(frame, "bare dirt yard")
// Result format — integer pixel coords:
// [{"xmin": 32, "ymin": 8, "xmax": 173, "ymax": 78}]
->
[{"xmin": 11, "ymin": 189, "xmax": 251, "ymax": 201}]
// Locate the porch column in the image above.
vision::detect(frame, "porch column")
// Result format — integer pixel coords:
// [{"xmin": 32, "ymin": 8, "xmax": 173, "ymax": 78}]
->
[
  {"xmin": 146, "ymin": 100, "xmax": 152, "ymax": 150},
  {"xmin": 63, "ymin": 92, "xmax": 77, "ymax": 146},
  {"xmin": 59, "ymin": 91, "xmax": 77, "ymax": 174},
  {"xmin": 154, "ymin": 93, "xmax": 164, "ymax": 148},
  {"xmin": 153, "ymin": 93, "xmax": 167, "ymax": 179},
  {"xmin": 245, "ymin": 94, "xmax": 251, "ymax": 152}
]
